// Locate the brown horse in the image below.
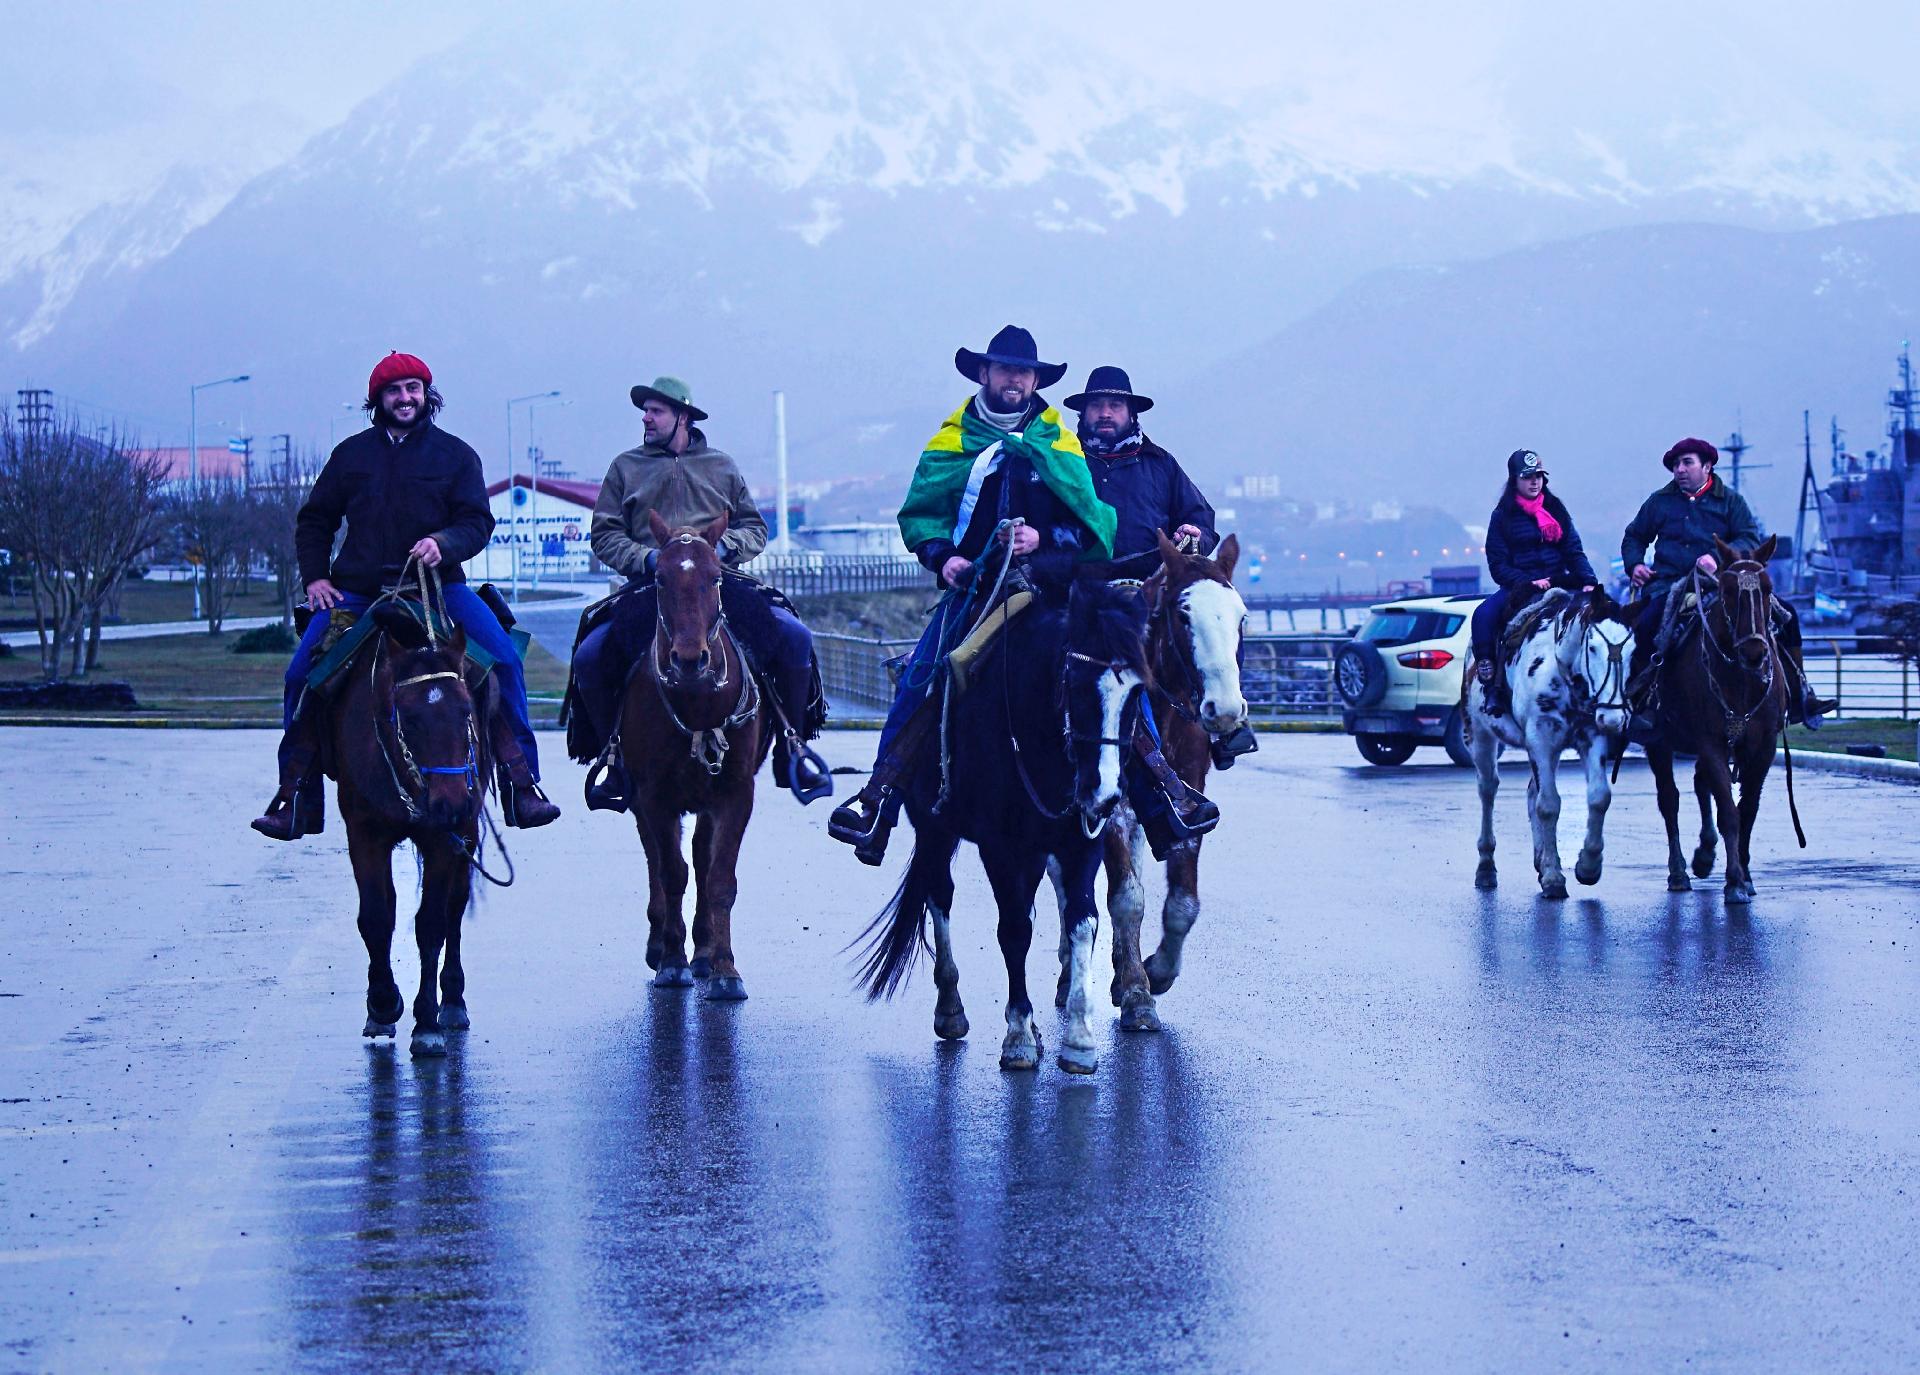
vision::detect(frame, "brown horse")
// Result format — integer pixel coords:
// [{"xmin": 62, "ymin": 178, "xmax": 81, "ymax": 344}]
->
[
  {"xmin": 620, "ymin": 510, "xmax": 770, "ymax": 1000},
  {"xmin": 1054, "ymin": 531, "xmax": 1247, "ymax": 1031},
  {"xmin": 1645, "ymin": 534, "xmax": 1796, "ymax": 904},
  {"xmin": 332, "ymin": 601, "xmax": 496, "ymax": 1058}
]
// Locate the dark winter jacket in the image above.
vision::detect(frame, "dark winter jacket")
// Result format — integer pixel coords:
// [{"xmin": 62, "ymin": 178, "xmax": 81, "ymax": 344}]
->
[
  {"xmin": 1620, "ymin": 476, "xmax": 1765, "ymax": 600},
  {"xmin": 295, "ymin": 422, "xmax": 494, "ymax": 597},
  {"xmin": 1484, "ymin": 489, "xmax": 1596, "ymax": 589},
  {"xmin": 913, "ymin": 402, "xmax": 1099, "ymax": 587},
  {"xmin": 1083, "ymin": 435, "xmax": 1218, "ymax": 568}
]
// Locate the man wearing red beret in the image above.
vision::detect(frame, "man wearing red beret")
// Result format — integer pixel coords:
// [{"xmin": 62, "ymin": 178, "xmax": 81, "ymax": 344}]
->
[
  {"xmin": 1620, "ymin": 436, "xmax": 1833, "ymax": 740},
  {"xmin": 252, "ymin": 352, "xmax": 560, "ymax": 839}
]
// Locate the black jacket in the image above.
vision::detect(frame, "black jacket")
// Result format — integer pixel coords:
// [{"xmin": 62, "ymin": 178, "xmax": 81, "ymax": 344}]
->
[
  {"xmin": 295, "ymin": 422, "xmax": 495, "ymax": 596},
  {"xmin": 1620, "ymin": 476, "xmax": 1765, "ymax": 600},
  {"xmin": 1484, "ymin": 489, "xmax": 1596, "ymax": 588},
  {"xmin": 1084, "ymin": 435, "xmax": 1217, "ymax": 570}
]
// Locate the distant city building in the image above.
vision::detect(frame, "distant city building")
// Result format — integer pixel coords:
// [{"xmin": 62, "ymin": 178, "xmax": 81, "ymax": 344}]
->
[
  {"xmin": 797, "ymin": 522, "xmax": 903, "ymax": 557},
  {"xmin": 472, "ymin": 474, "xmax": 601, "ymax": 581}
]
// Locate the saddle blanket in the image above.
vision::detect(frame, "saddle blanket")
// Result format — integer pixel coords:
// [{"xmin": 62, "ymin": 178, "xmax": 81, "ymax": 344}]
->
[{"xmin": 306, "ymin": 599, "xmax": 527, "ymax": 693}]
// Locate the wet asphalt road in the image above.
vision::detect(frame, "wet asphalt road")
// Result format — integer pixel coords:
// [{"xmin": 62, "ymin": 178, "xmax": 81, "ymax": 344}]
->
[{"xmin": 3, "ymin": 729, "xmax": 1918, "ymax": 1373}]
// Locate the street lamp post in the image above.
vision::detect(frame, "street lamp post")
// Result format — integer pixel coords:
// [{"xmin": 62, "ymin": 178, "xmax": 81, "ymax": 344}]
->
[
  {"xmin": 527, "ymin": 396, "xmax": 571, "ymax": 588},
  {"xmin": 189, "ymin": 372, "xmax": 250, "ymax": 619},
  {"xmin": 506, "ymin": 390, "xmax": 560, "ymax": 601}
]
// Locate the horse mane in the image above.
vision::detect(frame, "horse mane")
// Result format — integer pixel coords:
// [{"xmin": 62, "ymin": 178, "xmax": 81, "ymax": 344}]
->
[{"xmin": 1070, "ymin": 577, "xmax": 1150, "ymax": 681}]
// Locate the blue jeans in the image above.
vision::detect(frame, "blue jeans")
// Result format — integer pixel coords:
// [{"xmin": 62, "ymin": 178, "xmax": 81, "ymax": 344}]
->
[
  {"xmin": 876, "ymin": 612, "xmax": 950, "ymax": 758},
  {"xmin": 283, "ymin": 583, "xmax": 538, "ymax": 777},
  {"xmin": 1470, "ymin": 586, "xmax": 1514, "ymax": 662}
]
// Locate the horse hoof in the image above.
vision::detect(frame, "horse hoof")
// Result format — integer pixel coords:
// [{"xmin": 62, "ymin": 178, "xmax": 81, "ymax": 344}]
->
[
  {"xmin": 1474, "ymin": 863, "xmax": 1498, "ymax": 891},
  {"xmin": 1724, "ymin": 884, "xmax": 1752, "ymax": 906},
  {"xmin": 1692, "ymin": 851, "xmax": 1716, "ymax": 879},
  {"xmin": 702, "ymin": 975, "xmax": 748, "ymax": 1002},
  {"xmin": 410, "ymin": 1030, "xmax": 447, "ymax": 1058},
  {"xmin": 1144, "ymin": 958, "xmax": 1177, "ymax": 997},
  {"xmin": 1540, "ymin": 879, "xmax": 1568, "ymax": 901},
  {"xmin": 652, "ymin": 964, "xmax": 694, "ymax": 990},
  {"xmin": 1120, "ymin": 1001, "xmax": 1162, "ymax": 1033},
  {"xmin": 361, "ymin": 1019, "xmax": 397, "ymax": 1039},
  {"xmin": 999, "ymin": 1049, "xmax": 1041, "ymax": 1072},
  {"xmin": 1057, "ymin": 1044, "xmax": 1099, "ymax": 1075},
  {"xmin": 436, "ymin": 1004, "xmax": 470, "ymax": 1032},
  {"xmin": 933, "ymin": 1011, "xmax": 970, "ymax": 1041},
  {"xmin": 689, "ymin": 955, "xmax": 713, "ymax": 979},
  {"xmin": 1575, "ymin": 859, "xmax": 1602, "ymax": 887}
]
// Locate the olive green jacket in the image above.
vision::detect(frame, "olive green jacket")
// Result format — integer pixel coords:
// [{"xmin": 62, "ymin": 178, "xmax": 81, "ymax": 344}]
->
[{"xmin": 589, "ymin": 429, "xmax": 768, "ymax": 576}]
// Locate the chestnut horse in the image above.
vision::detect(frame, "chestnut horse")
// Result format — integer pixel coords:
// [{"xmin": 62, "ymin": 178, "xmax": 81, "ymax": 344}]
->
[
  {"xmin": 620, "ymin": 511, "xmax": 770, "ymax": 1000},
  {"xmin": 1644, "ymin": 534, "xmax": 1802, "ymax": 904},
  {"xmin": 333, "ymin": 598, "xmax": 496, "ymax": 1058}
]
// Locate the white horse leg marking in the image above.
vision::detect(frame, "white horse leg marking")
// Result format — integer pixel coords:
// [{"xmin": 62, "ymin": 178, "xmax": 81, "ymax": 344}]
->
[
  {"xmin": 1472, "ymin": 702, "xmax": 1501, "ymax": 889},
  {"xmin": 1525, "ymin": 715, "xmax": 1567, "ymax": 897},
  {"xmin": 1045, "ymin": 854, "xmax": 1073, "ymax": 1009},
  {"xmin": 930, "ymin": 900, "xmax": 968, "ymax": 1039},
  {"xmin": 1060, "ymin": 915, "xmax": 1099, "ymax": 1072},
  {"xmin": 1001, "ymin": 999, "xmax": 1041, "ymax": 1070},
  {"xmin": 1109, "ymin": 816, "xmax": 1148, "ymax": 992},
  {"xmin": 1574, "ymin": 731, "xmax": 1612, "ymax": 886}
]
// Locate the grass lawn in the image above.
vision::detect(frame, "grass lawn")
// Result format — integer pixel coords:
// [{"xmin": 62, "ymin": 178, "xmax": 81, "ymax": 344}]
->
[
  {"xmin": 1785, "ymin": 716, "xmax": 1917, "ymax": 762},
  {"xmin": 0, "ymin": 627, "xmax": 571, "ymax": 724},
  {"xmin": 0, "ymin": 578, "xmax": 583, "ymax": 632}
]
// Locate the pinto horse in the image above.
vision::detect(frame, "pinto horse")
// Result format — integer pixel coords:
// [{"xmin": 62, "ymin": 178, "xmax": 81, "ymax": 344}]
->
[
  {"xmin": 1053, "ymin": 531, "xmax": 1247, "ymax": 1033},
  {"xmin": 619, "ymin": 511, "xmax": 770, "ymax": 1000},
  {"xmin": 1644, "ymin": 534, "xmax": 1800, "ymax": 904},
  {"xmin": 1464, "ymin": 587, "xmax": 1633, "ymax": 898},
  {"xmin": 333, "ymin": 599, "xmax": 496, "ymax": 1058},
  {"xmin": 856, "ymin": 572, "xmax": 1148, "ymax": 1075}
]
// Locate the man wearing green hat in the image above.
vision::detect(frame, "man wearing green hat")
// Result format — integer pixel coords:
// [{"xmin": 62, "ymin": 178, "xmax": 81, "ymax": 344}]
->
[{"xmin": 571, "ymin": 376, "xmax": 830, "ymax": 805}]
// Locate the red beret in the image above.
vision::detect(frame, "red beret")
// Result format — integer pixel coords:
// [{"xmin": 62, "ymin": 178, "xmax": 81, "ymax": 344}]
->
[
  {"xmin": 368, "ymin": 351, "xmax": 432, "ymax": 398},
  {"xmin": 1662, "ymin": 437, "xmax": 1718, "ymax": 470}
]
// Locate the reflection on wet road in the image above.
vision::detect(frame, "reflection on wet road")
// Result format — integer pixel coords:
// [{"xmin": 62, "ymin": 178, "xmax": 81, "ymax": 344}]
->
[{"xmin": 3, "ymin": 730, "xmax": 1917, "ymax": 1372}]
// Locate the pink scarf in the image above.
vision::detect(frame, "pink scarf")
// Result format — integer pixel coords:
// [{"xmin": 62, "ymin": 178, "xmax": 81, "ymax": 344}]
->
[{"xmin": 1515, "ymin": 490, "xmax": 1563, "ymax": 542}]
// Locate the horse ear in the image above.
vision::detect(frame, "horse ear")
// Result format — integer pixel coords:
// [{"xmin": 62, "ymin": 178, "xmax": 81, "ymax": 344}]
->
[
  {"xmin": 447, "ymin": 625, "xmax": 467, "ymax": 661},
  {"xmin": 1156, "ymin": 528, "xmax": 1182, "ymax": 573},
  {"xmin": 1712, "ymin": 534, "xmax": 1736, "ymax": 566},
  {"xmin": 1213, "ymin": 533, "xmax": 1240, "ymax": 578},
  {"xmin": 701, "ymin": 509, "xmax": 730, "ymax": 548},
  {"xmin": 1753, "ymin": 533, "xmax": 1778, "ymax": 565},
  {"xmin": 647, "ymin": 509, "xmax": 673, "ymax": 548}
]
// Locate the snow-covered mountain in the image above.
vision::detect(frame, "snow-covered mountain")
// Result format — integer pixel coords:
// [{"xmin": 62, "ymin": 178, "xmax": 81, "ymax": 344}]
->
[{"xmin": 6, "ymin": 6, "xmax": 1919, "ymax": 506}]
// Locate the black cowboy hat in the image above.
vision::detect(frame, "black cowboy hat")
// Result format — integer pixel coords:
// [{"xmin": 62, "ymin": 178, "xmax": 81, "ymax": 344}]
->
[
  {"xmin": 954, "ymin": 325, "xmax": 1067, "ymax": 390},
  {"xmin": 629, "ymin": 374, "xmax": 709, "ymax": 422},
  {"xmin": 1064, "ymin": 364, "xmax": 1154, "ymax": 413}
]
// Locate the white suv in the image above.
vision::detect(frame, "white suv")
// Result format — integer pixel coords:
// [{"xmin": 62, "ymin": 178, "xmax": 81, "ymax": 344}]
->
[{"xmin": 1335, "ymin": 594, "xmax": 1485, "ymax": 766}]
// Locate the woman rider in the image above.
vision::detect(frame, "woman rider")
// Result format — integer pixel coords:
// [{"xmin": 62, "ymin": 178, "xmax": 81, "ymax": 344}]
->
[{"xmin": 1471, "ymin": 448, "xmax": 1596, "ymax": 713}]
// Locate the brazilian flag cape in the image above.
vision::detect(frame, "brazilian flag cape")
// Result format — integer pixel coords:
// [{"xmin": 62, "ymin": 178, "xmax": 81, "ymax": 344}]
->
[{"xmin": 896, "ymin": 400, "xmax": 1116, "ymax": 561}]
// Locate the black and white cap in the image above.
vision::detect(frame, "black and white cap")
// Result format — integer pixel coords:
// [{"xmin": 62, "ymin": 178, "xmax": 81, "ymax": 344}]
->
[{"xmin": 1507, "ymin": 448, "xmax": 1549, "ymax": 479}]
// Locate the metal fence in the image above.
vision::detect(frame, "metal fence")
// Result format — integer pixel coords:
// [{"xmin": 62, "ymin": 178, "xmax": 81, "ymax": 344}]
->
[
  {"xmin": 1801, "ymin": 634, "xmax": 1919, "ymax": 720},
  {"xmin": 746, "ymin": 553, "xmax": 927, "ymax": 598}
]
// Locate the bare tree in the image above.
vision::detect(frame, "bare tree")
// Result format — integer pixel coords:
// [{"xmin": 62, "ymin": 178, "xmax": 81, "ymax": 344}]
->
[
  {"xmin": 171, "ymin": 476, "xmax": 260, "ymax": 635},
  {"xmin": 0, "ymin": 413, "xmax": 168, "ymax": 680},
  {"xmin": 252, "ymin": 448, "xmax": 319, "ymax": 627}
]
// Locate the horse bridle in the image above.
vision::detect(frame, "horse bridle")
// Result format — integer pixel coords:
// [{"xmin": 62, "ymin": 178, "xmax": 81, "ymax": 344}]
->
[
  {"xmin": 647, "ymin": 547, "xmax": 758, "ymax": 776},
  {"xmin": 1694, "ymin": 563, "xmax": 1779, "ymax": 747},
  {"xmin": 374, "ymin": 650, "xmax": 481, "ymax": 820}
]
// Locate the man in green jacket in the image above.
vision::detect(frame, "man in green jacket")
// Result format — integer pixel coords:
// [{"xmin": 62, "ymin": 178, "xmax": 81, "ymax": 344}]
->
[
  {"xmin": 572, "ymin": 376, "xmax": 829, "ymax": 805},
  {"xmin": 1622, "ymin": 436, "xmax": 1833, "ymax": 739}
]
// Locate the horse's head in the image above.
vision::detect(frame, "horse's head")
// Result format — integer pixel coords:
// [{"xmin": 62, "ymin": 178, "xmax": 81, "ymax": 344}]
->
[
  {"xmin": 1150, "ymin": 530, "xmax": 1248, "ymax": 733},
  {"xmin": 647, "ymin": 509, "xmax": 727, "ymax": 686},
  {"xmin": 1564, "ymin": 590, "xmax": 1634, "ymax": 737},
  {"xmin": 1063, "ymin": 579, "xmax": 1149, "ymax": 829},
  {"xmin": 1712, "ymin": 533, "xmax": 1778, "ymax": 667},
  {"xmin": 371, "ymin": 602, "xmax": 482, "ymax": 830}
]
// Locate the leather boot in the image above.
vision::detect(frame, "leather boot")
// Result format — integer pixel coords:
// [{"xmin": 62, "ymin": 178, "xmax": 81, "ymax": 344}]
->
[
  {"xmin": 252, "ymin": 749, "xmax": 324, "ymax": 841},
  {"xmin": 1781, "ymin": 643, "xmax": 1837, "ymax": 728},
  {"xmin": 495, "ymin": 755, "xmax": 560, "ymax": 829},
  {"xmin": 1475, "ymin": 658, "xmax": 1505, "ymax": 716},
  {"xmin": 829, "ymin": 786, "xmax": 898, "ymax": 866},
  {"xmin": 1132, "ymin": 729, "xmax": 1220, "ymax": 839}
]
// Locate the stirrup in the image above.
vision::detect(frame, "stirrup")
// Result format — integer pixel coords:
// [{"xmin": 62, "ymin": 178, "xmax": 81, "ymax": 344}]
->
[
  {"xmin": 1208, "ymin": 724, "xmax": 1258, "ymax": 771},
  {"xmin": 775, "ymin": 732, "xmax": 834, "ymax": 806},
  {"xmin": 584, "ymin": 744, "xmax": 630, "ymax": 813},
  {"xmin": 829, "ymin": 789, "xmax": 894, "ymax": 863}
]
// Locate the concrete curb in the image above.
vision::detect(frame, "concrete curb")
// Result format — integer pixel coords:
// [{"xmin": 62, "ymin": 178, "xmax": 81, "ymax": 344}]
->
[{"xmin": 1783, "ymin": 748, "xmax": 1920, "ymax": 785}]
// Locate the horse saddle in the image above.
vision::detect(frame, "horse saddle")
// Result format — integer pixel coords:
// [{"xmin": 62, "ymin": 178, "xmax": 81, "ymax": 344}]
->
[
  {"xmin": 304, "ymin": 594, "xmax": 525, "ymax": 695},
  {"xmin": 946, "ymin": 590, "xmax": 1034, "ymax": 692}
]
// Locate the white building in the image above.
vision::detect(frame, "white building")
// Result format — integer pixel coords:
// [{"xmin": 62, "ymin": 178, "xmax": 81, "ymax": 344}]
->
[{"xmin": 470, "ymin": 475, "xmax": 604, "ymax": 584}]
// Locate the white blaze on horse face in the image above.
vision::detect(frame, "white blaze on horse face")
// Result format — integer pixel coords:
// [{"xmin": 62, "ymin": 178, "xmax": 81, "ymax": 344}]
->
[
  {"xmin": 680, "ymin": 559, "xmax": 696, "ymax": 571},
  {"xmin": 1095, "ymin": 668, "xmax": 1141, "ymax": 812},
  {"xmin": 1182, "ymin": 581, "xmax": 1248, "ymax": 730}
]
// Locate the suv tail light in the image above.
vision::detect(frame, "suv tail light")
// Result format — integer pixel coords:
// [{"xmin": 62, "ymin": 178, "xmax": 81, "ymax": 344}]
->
[{"xmin": 1397, "ymin": 649, "xmax": 1455, "ymax": 670}]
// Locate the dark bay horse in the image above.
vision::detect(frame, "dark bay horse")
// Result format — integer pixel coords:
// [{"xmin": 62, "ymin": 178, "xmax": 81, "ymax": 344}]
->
[
  {"xmin": 619, "ymin": 511, "xmax": 769, "ymax": 1000},
  {"xmin": 1055, "ymin": 531, "xmax": 1246, "ymax": 1033},
  {"xmin": 856, "ymin": 574, "xmax": 1148, "ymax": 1075},
  {"xmin": 333, "ymin": 601, "xmax": 495, "ymax": 1058},
  {"xmin": 1645, "ymin": 534, "xmax": 1801, "ymax": 904}
]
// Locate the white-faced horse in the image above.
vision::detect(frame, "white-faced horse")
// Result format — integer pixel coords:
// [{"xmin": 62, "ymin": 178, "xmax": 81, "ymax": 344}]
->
[
  {"xmin": 1049, "ymin": 532, "xmax": 1249, "ymax": 1031},
  {"xmin": 1465, "ymin": 588, "xmax": 1633, "ymax": 898}
]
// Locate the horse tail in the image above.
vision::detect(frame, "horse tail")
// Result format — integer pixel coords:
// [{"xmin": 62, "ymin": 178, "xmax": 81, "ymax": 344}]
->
[{"xmin": 851, "ymin": 835, "xmax": 940, "ymax": 1001}]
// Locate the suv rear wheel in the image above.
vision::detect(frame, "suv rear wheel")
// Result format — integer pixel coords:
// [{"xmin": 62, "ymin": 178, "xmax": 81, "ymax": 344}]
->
[
  {"xmin": 1355, "ymin": 733, "xmax": 1418, "ymax": 766},
  {"xmin": 1441, "ymin": 708, "xmax": 1474, "ymax": 768}
]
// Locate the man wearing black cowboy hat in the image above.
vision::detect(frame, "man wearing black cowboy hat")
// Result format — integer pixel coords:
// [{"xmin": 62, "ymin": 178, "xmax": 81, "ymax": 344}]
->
[
  {"xmin": 570, "ymin": 375, "xmax": 832, "ymax": 806},
  {"xmin": 1620, "ymin": 436, "xmax": 1833, "ymax": 739},
  {"xmin": 1066, "ymin": 365, "xmax": 1217, "ymax": 565}
]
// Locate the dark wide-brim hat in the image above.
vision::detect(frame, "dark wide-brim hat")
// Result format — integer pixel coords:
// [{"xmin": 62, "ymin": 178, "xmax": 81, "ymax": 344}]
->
[
  {"xmin": 954, "ymin": 324, "xmax": 1067, "ymax": 390},
  {"xmin": 630, "ymin": 374, "xmax": 709, "ymax": 422},
  {"xmin": 1663, "ymin": 436, "xmax": 1718, "ymax": 470},
  {"xmin": 1065, "ymin": 364, "xmax": 1154, "ymax": 413}
]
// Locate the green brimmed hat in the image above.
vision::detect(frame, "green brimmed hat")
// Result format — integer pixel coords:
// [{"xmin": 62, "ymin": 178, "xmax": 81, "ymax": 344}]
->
[{"xmin": 629, "ymin": 374, "xmax": 709, "ymax": 422}]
